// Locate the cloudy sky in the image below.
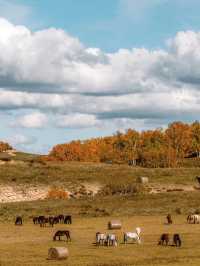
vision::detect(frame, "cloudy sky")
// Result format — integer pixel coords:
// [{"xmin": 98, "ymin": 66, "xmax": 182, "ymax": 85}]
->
[{"xmin": 1, "ymin": 0, "xmax": 200, "ymax": 153}]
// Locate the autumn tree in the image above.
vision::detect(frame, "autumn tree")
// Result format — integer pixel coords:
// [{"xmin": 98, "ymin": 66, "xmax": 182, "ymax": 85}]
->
[
  {"xmin": 191, "ymin": 121, "xmax": 200, "ymax": 157},
  {"xmin": 165, "ymin": 121, "xmax": 192, "ymax": 165}
]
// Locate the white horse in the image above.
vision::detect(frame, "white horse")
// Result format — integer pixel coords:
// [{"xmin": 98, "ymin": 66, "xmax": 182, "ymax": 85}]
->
[
  {"xmin": 124, "ymin": 227, "xmax": 141, "ymax": 244},
  {"xmin": 106, "ymin": 234, "xmax": 118, "ymax": 246},
  {"xmin": 96, "ymin": 232, "xmax": 107, "ymax": 246},
  {"xmin": 187, "ymin": 214, "xmax": 200, "ymax": 224}
]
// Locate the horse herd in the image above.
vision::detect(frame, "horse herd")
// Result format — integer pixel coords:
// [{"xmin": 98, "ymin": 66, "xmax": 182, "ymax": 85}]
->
[
  {"xmin": 13, "ymin": 213, "xmax": 199, "ymax": 248},
  {"xmin": 15, "ymin": 214, "xmax": 72, "ymax": 227},
  {"xmin": 15, "ymin": 214, "xmax": 72, "ymax": 242},
  {"xmin": 95, "ymin": 213, "xmax": 200, "ymax": 248},
  {"xmin": 96, "ymin": 227, "xmax": 141, "ymax": 246}
]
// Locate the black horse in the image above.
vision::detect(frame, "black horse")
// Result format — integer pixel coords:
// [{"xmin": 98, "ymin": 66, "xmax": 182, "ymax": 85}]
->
[
  {"xmin": 173, "ymin": 234, "xmax": 181, "ymax": 247},
  {"xmin": 15, "ymin": 216, "xmax": 23, "ymax": 225},
  {"xmin": 53, "ymin": 230, "xmax": 71, "ymax": 241},
  {"xmin": 64, "ymin": 215, "xmax": 72, "ymax": 224},
  {"xmin": 158, "ymin": 233, "xmax": 169, "ymax": 245}
]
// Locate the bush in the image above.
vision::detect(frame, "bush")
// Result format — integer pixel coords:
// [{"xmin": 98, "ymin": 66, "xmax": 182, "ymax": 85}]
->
[
  {"xmin": 98, "ymin": 183, "xmax": 145, "ymax": 196},
  {"xmin": 46, "ymin": 187, "xmax": 69, "ymax": 199}
]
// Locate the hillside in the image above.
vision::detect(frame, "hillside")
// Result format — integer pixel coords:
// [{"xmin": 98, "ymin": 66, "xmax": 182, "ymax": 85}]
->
[{"xmin": 0, "ymin": 151, "xmax": 200, "ymax": 220}]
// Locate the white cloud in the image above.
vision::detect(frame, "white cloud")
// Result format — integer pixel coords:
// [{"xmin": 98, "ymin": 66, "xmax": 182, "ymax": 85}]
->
[
  {"xmin": 56, "ymin": 113, "xmax": 99, "ymax": 128},
  {"xmin": 0, "ymin": 18, "xmax": 200, "ymax": 131},
  {"xmin": 11, "ymin": 112, "xmax": 48, "ymax": 128},
  {"xmin": 8, "ymin": 134, "xmax": 36, "ymax": 146}
]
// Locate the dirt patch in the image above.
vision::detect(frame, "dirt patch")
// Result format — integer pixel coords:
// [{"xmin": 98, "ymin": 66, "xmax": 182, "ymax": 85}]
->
[
  {"xmin": 0, "ymin": 185, "xmax": 49, "ymax": 203},
  {"xmin": 148, "ymin": 183, "xmax": 199, "ymax": 194},
  {"xmin": 0, "ymin": 182, "xmax": 103, "ymax": 203}
]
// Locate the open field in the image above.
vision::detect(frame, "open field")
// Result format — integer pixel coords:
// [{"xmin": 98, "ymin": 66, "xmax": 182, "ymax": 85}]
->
[
  {"xmin": 0, "ymin": 216, "xmax": 200, "ymax": 266},
  {"xmin": 0, "ymin": 155, "xmax": 200, "ymax": 264},
  {"xmin": 0, "ymin": 156, "xmax": 200, "ymax": 186}
]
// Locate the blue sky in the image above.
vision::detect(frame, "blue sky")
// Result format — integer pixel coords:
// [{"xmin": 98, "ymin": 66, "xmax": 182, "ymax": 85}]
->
[{"xmin": 0, "ymin": 0, "xmax": 200, "ymax": 153}]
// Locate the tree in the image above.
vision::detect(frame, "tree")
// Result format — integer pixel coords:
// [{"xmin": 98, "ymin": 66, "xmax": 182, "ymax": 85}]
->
[
  {"xmin": 191, "ymin": 121, "xmax": 200, "ymax": 157},
  {"xmin": 165, "ymin": 121, "xmax": 192, "ymax": 165}
]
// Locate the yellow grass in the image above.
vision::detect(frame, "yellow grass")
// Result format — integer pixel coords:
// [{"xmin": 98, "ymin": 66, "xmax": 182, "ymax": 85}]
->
[{"xmin": 0, "ymin": 216, "xmax": 200, "ymax": 265}]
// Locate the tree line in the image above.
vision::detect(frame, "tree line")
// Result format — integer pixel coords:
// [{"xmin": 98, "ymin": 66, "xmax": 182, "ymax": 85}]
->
[
  {"xmin": 0, "ymin": 142, "xmax": 12, "ymax": 153},
  {"xmin": 47, "ymin": 121, "xmax": 200, "ymax": 167}
]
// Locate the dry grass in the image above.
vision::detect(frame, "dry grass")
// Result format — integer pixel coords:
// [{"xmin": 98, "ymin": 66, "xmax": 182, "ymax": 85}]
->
[{"xmin": 0, "ymin": 216, "xmax": 200, "ymax": 265}]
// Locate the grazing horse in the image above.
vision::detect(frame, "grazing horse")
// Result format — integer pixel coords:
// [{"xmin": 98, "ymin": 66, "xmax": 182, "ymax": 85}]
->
[
  {"xmin": 196, "ymin": 176, "xmax": 200, "ymax": 185},
  {"xmin": 53, "ymin": 230, "xmax": 71, "ymax": 241},
  {"xmin": 39, "ymin": 216, "xmax": 49, "ymax": 227},
  {"xmin": 48, "ymin": 216, "xmax": 55, "ymax": 227},
  {"xmin": 173, "ymin": 234, "xmax": 181, "ymax": 247},
  {"xmin": 158, "ymin": 233, "xmax": 170, "ymax": 245},
  {"xmin": 124, "ymin": 227, "xmax": 141, "ymax": 244},
  {"xmin": 166, "ymin": 214, "xmax": 173, "ymax": 224},
  {"xmin": 15, "ymin": 216, "xmax": 23, "ymax": 225},
  {"xmin": 58, "ymin": 214, "xmax": 65, "ymax": 223},
  {"xmin": 106, "ymin": 234, "xmax": 118, "ymax": 246},
  {"xmin": 187, "ymin": 214, "xmax": 200, "ymax": 224},
  {"xmin": 64, "ymin": 215, "xmax": 72, "ymax": 224},
  {"xmin": 33, "ymin": 216, "xmax": 39, "ymax": 224},
  {"xmin": 96, "ymin": 232, "xmax": 107, "ymax": 246}
]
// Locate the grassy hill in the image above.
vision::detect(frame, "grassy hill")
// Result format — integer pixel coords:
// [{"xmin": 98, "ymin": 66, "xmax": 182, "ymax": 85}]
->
[
  {"xmin": 0, "ymin": 153, "xmax": 200, "ymax": 265},
  {"xmin": 0, "ymin": 153, "xmax": 199, "ymax": 220}
]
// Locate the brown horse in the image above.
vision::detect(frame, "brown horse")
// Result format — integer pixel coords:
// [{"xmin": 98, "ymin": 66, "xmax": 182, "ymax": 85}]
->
[
  {"xmin": 166, "ymin": 214, "xmax": 173, "ymax": 224},
  {"xmin": 53, "ymin": 230, "xmax": 71, "ymax": 241},
  {"xmin": 15, "ymin": 216, "xmax": 23, "ymax": 225},
  {"xmin": 158, "ymin": 234, "xmax": 169, "ymax": 245},
  {"xmin": 173, "ymin": 234, "xmax": 181, "ymax": 247}
]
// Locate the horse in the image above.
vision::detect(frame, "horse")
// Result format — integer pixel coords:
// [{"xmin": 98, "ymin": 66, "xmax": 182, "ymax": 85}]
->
[
  {"xmin": 187, "ymin": 214, "xmax": 200, "ymax": 224},
  {"xmin": 39, "ymin": 216, "xmax": 49, "ymax": 227},
  {"xmin": 48, "ymin": 216, "xmax": 55, "ymax": 227},
  {"xmin": 53, "ymin": 230, "xmax": 71, "ymax": 241},
  {"xmin": 96, "ymin": 232, "xmax": 107, "ymax": 246},
  {"xmin": 58, "ymin": 214, "xmax": 65, "ymax": 223},
  {"xmin": 158, "ymin": 233, "xmax": 170, "ymax": 245},
  {"xmin": 173, "ymin": 234, "xmax": 181, "ymax": 247},
  {"xmin": 124, "ymin": 227, "xmax": 141, "ymax": 244},
  {"xmin": 166, "ymin": 214, "xmax": 173, "ymax": 224},
  {"xmin": 106, "ymin": 234, "xmax": 118, "ymax": 246},
  {"xmin": 15, "ymin": 216, "xmax": 23, "ymax": 225},
  {"xmin": 64, "ymin": 215, "xmax": 72, "ymax": 224},
  {"xmin": 32, "ymin": 216, "xmax": 39, "ymax": 224},
  {"xmin": 196, "ymin": 176, "xmax": 200, "ymax": 185}
]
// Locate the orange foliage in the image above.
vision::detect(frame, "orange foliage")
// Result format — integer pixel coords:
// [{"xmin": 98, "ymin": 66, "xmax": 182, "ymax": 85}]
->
[
  {"xmin": 0, "ymin": 142, "xmax": 12, "ymax": 152},
  {"xmin": 47, "ymin": 121, "xmax": 200, "ymax": 168},
  {"xmin": 46, "ymin": 188, "xmax": 69, "ymax": 199}
]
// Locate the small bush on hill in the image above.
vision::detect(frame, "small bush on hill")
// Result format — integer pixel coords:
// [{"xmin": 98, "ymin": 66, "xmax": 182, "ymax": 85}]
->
[{"xmin": 46, "ymin": 187, "xmax": 69, "ymax": 199}]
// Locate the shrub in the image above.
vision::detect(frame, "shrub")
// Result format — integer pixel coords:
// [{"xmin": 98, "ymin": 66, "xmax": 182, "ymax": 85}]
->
[
  {"xmin": 46, "ymin": 187, "xmax": 69, "ymax": 199},
  {"xmin": 98, "ymin": 183, "xmax": 145, "ymax": 196}
]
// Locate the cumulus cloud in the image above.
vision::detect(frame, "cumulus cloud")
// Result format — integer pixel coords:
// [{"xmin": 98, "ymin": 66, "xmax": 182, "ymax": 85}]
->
[
  {"xmin": 56, "ymin": 113, "xmax": 99, "ymax": 128},
  {"xmin": 8, "ymin": 134, "xmax": 37, "ymax": 146},
  {"xmin": 0, "ymin": 18, "xmax": 200, "ymax": 132},
  {"xmin": 11, "ymin": 112, "xmax": 48, "ymax": 128}
]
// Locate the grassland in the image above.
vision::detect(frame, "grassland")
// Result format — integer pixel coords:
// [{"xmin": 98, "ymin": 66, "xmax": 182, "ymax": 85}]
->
[
  {"xmin": 0, "ymin": 153, "xmax": 200, "ymax": 186},
  {"xmin": 0, "ymin": 216, "xmax": 200, "ymax": 266},
  {"xmin": 0, "ymin": 153, "xmax": 200, "ymax": 265}
]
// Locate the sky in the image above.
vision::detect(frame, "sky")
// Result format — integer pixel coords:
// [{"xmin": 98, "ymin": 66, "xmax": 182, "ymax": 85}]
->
[{"xmin": 1, "ymin": 0, "xmax": 200, "ymax": 153}]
